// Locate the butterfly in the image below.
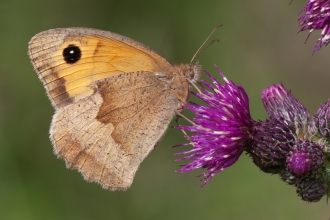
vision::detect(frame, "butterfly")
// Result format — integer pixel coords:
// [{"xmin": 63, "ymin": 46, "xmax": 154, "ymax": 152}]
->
[{"xmin": 28, "ymin": 28, "xmax": 201, "ymax": 190}]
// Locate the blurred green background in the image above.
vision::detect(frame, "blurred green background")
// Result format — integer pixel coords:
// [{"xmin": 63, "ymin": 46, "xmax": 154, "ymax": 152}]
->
[{"xmin": 1, "ymin": 0, "xmax": 330, "ymax": 219}]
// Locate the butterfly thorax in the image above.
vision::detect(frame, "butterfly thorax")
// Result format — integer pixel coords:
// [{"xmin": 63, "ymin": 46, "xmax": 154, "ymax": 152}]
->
[
  {"xmin": 174, "ymin": 61, "xmax": 202, "ymax": 84},
  {"xmin": 162, "ymin": 61, "xmax": 201, "ymax": 104}
]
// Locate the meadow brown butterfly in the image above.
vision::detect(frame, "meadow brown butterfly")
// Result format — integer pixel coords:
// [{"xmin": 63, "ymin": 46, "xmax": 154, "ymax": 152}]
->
[{"xmin": 28, "ymin": 28, "xmax": 201, "ymax": 190}]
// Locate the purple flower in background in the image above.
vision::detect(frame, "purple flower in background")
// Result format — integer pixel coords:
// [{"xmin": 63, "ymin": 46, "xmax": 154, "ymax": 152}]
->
[
  {"xmin": 175, "ymin": 66, "xmax": 253, "ymax": 185},
  {"xmin": 298, "ymin": 0, "xmax": 330, "ymax": 52}
]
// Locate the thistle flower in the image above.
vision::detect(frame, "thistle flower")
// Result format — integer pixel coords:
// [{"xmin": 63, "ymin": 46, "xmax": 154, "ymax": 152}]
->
[
  {"xmin": 310, "ymin": 99, "xmax": 330, "ymax": 140},
  {"xmin": 175, "ymin": 66, "xmax": 253, "ymax": 185},
  {"xmin": 175, "ymin": 66, "xmax": 329, "ymax": 202},
  {"xmin": 261, "ymin": 84, "xmax": 310, "ymax": 134},
  {"xmin": 245, "ymin": 84, "xmax": 311, "ymax": 175},
  {"xmin": 287, "ymin": 140, "xmax": 324, "ymax": 178},
  {"xmin": 250, "ymin": 84, "xmax": 328, "ymax": 202},
  {"xmin": 247, "ymin": 118, "xmax": 295, "ymax": 174},
  {"xmin": 295, "ymin": 176, "xmax": 327, "ymax": 202},
  {"xmin": 298, "ymin": 0, "xmax": 330, "ymax": 52}
]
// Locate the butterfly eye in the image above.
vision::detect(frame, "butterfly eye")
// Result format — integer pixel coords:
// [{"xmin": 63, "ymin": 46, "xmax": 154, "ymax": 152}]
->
[
  {"xmin": 189, "ymin": 69, "xmax": 194, "ymax": 78},
  {"xmin": 63, "ymin": 44, "xmax": 81, "ymax": 64}
]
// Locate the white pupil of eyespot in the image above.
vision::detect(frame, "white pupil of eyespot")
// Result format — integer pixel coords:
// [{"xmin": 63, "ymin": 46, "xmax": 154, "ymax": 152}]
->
[{"xmin": 70, "ymin": 50, "xmax": 74, "ymax": 54}]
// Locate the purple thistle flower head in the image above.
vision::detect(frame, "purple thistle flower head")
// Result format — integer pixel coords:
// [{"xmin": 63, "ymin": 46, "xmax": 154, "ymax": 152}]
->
[
  {"xmin": 287, "ymin": 140, "xmax": 324, "ymax": 177},
  {"xmin": 247, "ymin": 83, "xmax": 329, "ymax": 202},
  {"xmin": 295, "ymin": 176, "xmax": 327, "ymax": 202},
  {"xmin": 310, "ymin": 99, "xmax": 330, "ymax": 139},
  {"xmin": 174, "ymin": 65, "xmax": 330, "ymax": 202},
  {"xmin": 175, "ymin": 66, "xmax": 254, "ymax": 185},
  {"xmin": 261, "ymin": 84, "xmax": 310, "ymax": 136},
  {"xmin": 298, "ymin": 0, "xmax": 330, "ymax": 53},
  {"xmin": 248, "ymin": 117, "xmax": 296, "ymax": 174},
  {"xmin": 288, "ymin": 151, "xmax": 312, "ymax": 176}
]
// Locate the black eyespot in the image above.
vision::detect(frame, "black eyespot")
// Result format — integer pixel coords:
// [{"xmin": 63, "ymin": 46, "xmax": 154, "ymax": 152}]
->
[{"xmin": 63, "ymin": 44, "xmax": 81, "ymax": 64}]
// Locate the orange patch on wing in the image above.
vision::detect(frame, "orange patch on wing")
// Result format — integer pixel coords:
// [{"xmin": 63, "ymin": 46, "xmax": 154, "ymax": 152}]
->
[{"xmin": 30, "ymin": 34, "xmax": 171, "ymax": 108}]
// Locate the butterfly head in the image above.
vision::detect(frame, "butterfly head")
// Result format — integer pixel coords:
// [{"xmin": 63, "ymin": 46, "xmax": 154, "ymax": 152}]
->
[{"xmin": 175, "ymin": 61, "xmax": 202, "ymax": 84}]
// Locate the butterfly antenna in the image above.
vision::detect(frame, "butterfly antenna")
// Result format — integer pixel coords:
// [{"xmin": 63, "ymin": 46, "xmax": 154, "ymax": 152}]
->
[
  {"xmin": 190, "ymin": 24, "xmax": 223, "ymax": 64},
  {"xmin": 191, "ymin": 39, "xmax": 220, "ymax": 63}
]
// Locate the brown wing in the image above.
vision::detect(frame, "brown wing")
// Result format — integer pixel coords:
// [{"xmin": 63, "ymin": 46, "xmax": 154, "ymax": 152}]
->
[
  {"xmin": 50, "ymin": 71, "xmax": 183, "ymax": 190},
  {"xmin": 28, "ymin": 28, "xmax": 174, "ymax": 109}
]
